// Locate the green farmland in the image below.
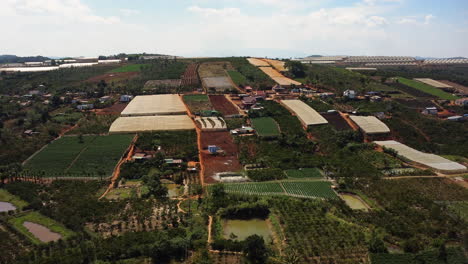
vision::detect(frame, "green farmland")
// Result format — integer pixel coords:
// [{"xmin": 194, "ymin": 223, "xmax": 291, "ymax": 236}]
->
[
  {"xmin": 218, "ymin": 180, "xmax": 337, "ymax": 199},
  {"xmin": 397, "ymin": 77, "xmax": 458, "ymax": 100},
  {"xmin": 285, "ymin": 168, "xmax": 323, "ymax": 179},
  {"xmin": 25, "ymin": 134, "xmax": 134, "ymax": 178},
  {"xmin": 8, "ymin": 211, "xmax": 75, "ymax": 244},
  {"xmin": 251, "ymin": 117, "xmax": 281, "ymax": 137},
  {"xmin": 110, "ymin": 64, "xmax": 148, "ymax": 73},
  {"xmin": 228, "ymin": 70, "xmax": 248, "ymax": 86}
]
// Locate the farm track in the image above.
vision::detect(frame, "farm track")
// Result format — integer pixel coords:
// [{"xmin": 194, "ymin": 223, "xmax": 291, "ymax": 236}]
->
[
  {"xmin": 63, "ymin": 137, "xmax": 97, "ymax": 173},
  {"xmin": 99, "ymin": 135, "xmax": 138, "ymax": 200}
]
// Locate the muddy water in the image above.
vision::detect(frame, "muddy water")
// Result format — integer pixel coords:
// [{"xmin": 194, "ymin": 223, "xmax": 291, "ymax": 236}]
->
[
  {"xmin": 340, "ymin": 194, "xmax": 370, "ymax": 211},
  {"xmin": 223, "ymin": 219, "xmax": 272, "ymax": 242},
  {"xmin": 0, "ymin": 202, "xmax": 16, "ymax": 212},
  {"xmin": 23, "ymin": 222, "xmax": 62, "ymax": 242}
]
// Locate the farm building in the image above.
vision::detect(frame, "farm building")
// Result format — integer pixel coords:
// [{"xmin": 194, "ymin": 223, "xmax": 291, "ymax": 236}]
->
[
  {"xmin": 349, "ymin": 115, "xmax": 390, "ymax": 135},
  {"xmin": 121, "ymin": 94, "xmax": 187, "ymax": 116},
  {"xmin": 343, "ymin": 90, "xmax": 356, "ymax": 99},
  {"xmin": 422, "ymin": 107, "xmax": 438, "ymax": 115},
  {"xmin": 195, "ymin": 117, "xmax": 227, "ymax": 131},
  {"xmin": 414, "ymin": 78, "xmax": 454, "ymax": 89},
  {"xmin": 281, "ymin": 100, "xmax": 328, "ymax": 127},
  {"xmin": 374, "ymin": 140, "xmax": 467, "ymax": 174},
  {"xmin": 77, "ymin": 104, "xmax": 94, "ymax": 110},
  {"xmin": 109, "ymin": 116, "xmax": 195, "ymax": 133},
  {"xmin": 120, "ymin": 95, "xmax": 134, "ymax": 102},
  {"xmin": 454, "ymin": 98, "xmax": 468, "ymax": 106}
]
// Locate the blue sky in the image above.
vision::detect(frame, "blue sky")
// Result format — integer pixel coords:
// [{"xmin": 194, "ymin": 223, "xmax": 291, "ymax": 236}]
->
[{"xmin": 1, "ymin": 0, "xmax": 467, "ymax": 57}]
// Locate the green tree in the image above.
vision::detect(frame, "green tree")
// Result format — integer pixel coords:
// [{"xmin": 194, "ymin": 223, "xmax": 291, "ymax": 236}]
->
[
  {"xmin": 142, "ymin": 174, "xmax": 168, "ymax": 198},
  {"xmin": 243, "ymin": 235, "xmax": 268, "ymax": 264},
  {"xmin": 284, "ymin": 60, "xmax": 306, "ymax": 78}
]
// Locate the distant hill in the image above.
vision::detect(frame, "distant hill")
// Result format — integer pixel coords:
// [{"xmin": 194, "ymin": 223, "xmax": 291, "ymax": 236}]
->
[{"xmin": 0, "ymin": 55, "xmax": 50, "ymax": 64}]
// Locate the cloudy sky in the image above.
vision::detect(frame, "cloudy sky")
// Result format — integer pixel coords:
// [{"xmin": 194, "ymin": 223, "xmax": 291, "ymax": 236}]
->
[{"xmin": 1, "ymin": 0, "xmax": 467, "ymax": 58}]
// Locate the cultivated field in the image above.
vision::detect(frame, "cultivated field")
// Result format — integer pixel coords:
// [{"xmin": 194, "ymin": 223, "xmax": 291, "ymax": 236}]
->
[
  {"xmin": 198, "ymin": 62, "xmax": 235, "ymax": 92},
  {"xmin": 110, "ymin": 64, "xmax": 148, "ymax": 73},
  {"xmin": 285, "ymin": 168, "xmax": 323, "ymax": 179},
  {"xmin": 263, "ymin": 59, "xmax": 286, "ymax": 72},
  {"xmin": 397, "ymin": 77, "xmax": 458, "ymax": 100},
  {"xmin": 209, "ymin": 95, "xmax": 240, "ymax": 116},
  {"xmin": 143, "ymin": 79, "xmax": 182, "ymax": 92},
  {"xmin": 183, "ymin": 94, "xmax": 213, "ymax": 114},
  {"xmin": 246, "ymin": 58, "xmax": 270, "ymax": 67},
  {"xmin": 85, "ymin": 71, "xmax": 139, "ymax": 83},
  {"xmin": 181, "ymin": 63, "xmax": 200, "ymax": 87},
  {"xmin": 219, "ymin": 180, "xmax": 337, "ymax": 199},
  {"xmin": 321, "ymin": 112, "xmax": 352, "ymax": 131},
  {"xmin": 25, "ymin": 134, "xmax": 134, "ymax": 178},
  {"xmin": 251, "ymin": 117, "xmax": 280, "ymax": 137}
]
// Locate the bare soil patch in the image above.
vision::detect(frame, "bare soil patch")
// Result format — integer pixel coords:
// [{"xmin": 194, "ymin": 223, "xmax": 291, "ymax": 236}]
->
[
  {"xmin": 200, "ymin": 131, "xmax": 242, "ymax": 183},
  {"xmin": 438, "ymin": 80, "xmax": 468, "ymax": 94},
  {"xmin": 94, "ymin": 103, "xmax": 127, "ymax": 115},
  {"xmin": 209, "ymin": 95, "xmax": 240, "ymax": 116}
]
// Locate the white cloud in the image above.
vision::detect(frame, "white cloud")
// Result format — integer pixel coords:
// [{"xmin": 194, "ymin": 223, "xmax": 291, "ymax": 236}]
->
[
  {"xmin": 396, "ymin": 14, "xmax": 435, "ymax": 25},
  {"xmin": 187, "ymin": 6, "xmax": 240, "ymax": 16},
  {"xmin": 120, "ymin": 8, "xmax": 140, "ymax": 17}
]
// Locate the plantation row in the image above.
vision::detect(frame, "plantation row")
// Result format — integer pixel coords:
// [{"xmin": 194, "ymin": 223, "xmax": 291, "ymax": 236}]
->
[{"xmin": 213, "ymin": 181, "xmax": 337, "ymax": 200}]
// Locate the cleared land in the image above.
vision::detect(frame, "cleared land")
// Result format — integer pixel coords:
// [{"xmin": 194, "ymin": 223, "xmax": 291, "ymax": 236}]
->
[
  {"xmin": 263, "ymin": 59, "xmax": 286, "ymax": 72},
  {"xmin": 247, "ymin": 58, "xmax": 270, "ymax": 67},
  {"xmin": 219, "ymin": 180, "xmax": 337, "ymax": 199},
  {"xmin": 121, "ymin": 95, "xmax": 187, "ymax": 116},
  {"xmin": 109, "ymin": 116, "xmax": 195, "ymax": 133},
  {"xmin": 439, "ymin": 80, "xmax": 468, "ymax": 94},
  {"xmin": 144, "ymin": 79, "xmax": 182, "ymax": 90},
  {"xmin": 374, "ymin": 140, "xmax": 467, "ymax": 173},
  {"xmin": 183, "ymin": 94, "xmax": 213, "ymax": 114},
  {"xmin": 413, "ymin": 78, "xmax": 453, "ymax": 89},
  {"xmin": 181, "ymin": 63, "xmax": 200, "ymax": 87},
  {"xmin": 25, "ymin": 134, "xmax": 133, "ymax": 177},
  {"xmin": 281, "ymin": 100, "xmax": 328, "ymax": 126},
  {"xmin": 349, "ymin": 115, "xmax": 390, "ymax": 135},
  {"xmin": 8, "ymin": 212, "xmax": 75, "ymax": 244},
  {"xmin": 397, "ymin": 77, "xmax": 458, "ymax": 100},
  {"xmin": 251, "ymin": 117, "xmax": 280, "ymax": 137},
  {"xmin": 202, "ymin": 76, "xmax": 234, "ymax": 92},
  {"xmin": 201, "ymin": 131, "xmax": 242, "ymax": 183},
  {"xmin": 209, "ymin": 95, "xmax": 240, "ymax": 116},
  {"xmin": 259, "ymin": 67, "xmax": 301, "ymax": 86}
]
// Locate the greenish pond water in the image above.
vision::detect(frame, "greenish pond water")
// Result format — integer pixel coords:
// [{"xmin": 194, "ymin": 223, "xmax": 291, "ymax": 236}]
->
[{"xmin": 222, "ymin": 219, "xmax": 272, "ymax": 243}]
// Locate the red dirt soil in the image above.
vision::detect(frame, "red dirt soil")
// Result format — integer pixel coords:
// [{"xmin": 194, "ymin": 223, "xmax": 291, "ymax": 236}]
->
[
  {"xmin": 93, "ymin": 103, "xmax": 128, "ymax": 115},
  {"xmin": 200, "ymin": 131, "xmax": 242, "ymax": 183},
  {"xmin": 84, "ymin": 72, "xmax": 140, "ymax": 83},
  {"xmin": 209, "ymin": 95, "xmax": 240, "ymax": 116}
]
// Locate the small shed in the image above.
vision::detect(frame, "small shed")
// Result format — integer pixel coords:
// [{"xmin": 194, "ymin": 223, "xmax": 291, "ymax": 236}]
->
[
  {"xmin": 120, "ymin": 95, "xmax": 134, "ymax": 102},
  {"xmin": 208, "ymin": 145, "xmax": 219, "ymax": 154},
  {"xmin": 343, "ymin": 90, "xmax": 356, "ymax": 99},
  {"xmin": 422, "ymin": 107, "xmax": 438, "ymax": 115}
]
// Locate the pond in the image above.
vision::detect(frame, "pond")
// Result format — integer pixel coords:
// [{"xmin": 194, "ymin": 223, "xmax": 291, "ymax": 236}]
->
[
  {"xmin": 222, "ymin": 219, "xmax": 272, "ymax": 243},
  {"xmin": 0, "ymin": 202, "xmax": 16, "ymax": 212},
  {"xmin": 23, "ymin": 222, "xmax": 62, "ymax": 243},
  {"xmin": 340, "ymin": 193, "xmax": 370, "ymax": 211}
]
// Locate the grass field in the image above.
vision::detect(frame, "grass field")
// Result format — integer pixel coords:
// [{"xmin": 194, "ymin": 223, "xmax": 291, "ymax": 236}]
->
[
  {"xmin": 217, "ymin": 180, "xmax": 337, "ymax": 199},
  {"xmin": 110, "ymin": 64, "xmax": 148, "ymax": 73},
  {"xmin": 25, "ymin": 134, "xmax": 134, "ymax": 177},
  {"xmin": 0, "ymin": 189, "xmax": 28, "ymax": 209},
  {"xmin": 251, "ymin": 117, "xmax": 281, "ymax": 137},
  {"xmin": 227, "ymin": 70, "xmax": 247, "ymax": 86},
  {"xmin": 397, "ymin": 77, "xmax": 458, "ymax": 100},
  {"xmin": 284, "ymin": 168, "xmax": 323, "ymax": 179},
  {"xmin": 8, "ymin": 211, "xmax": 75, "ymax": 244}
]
